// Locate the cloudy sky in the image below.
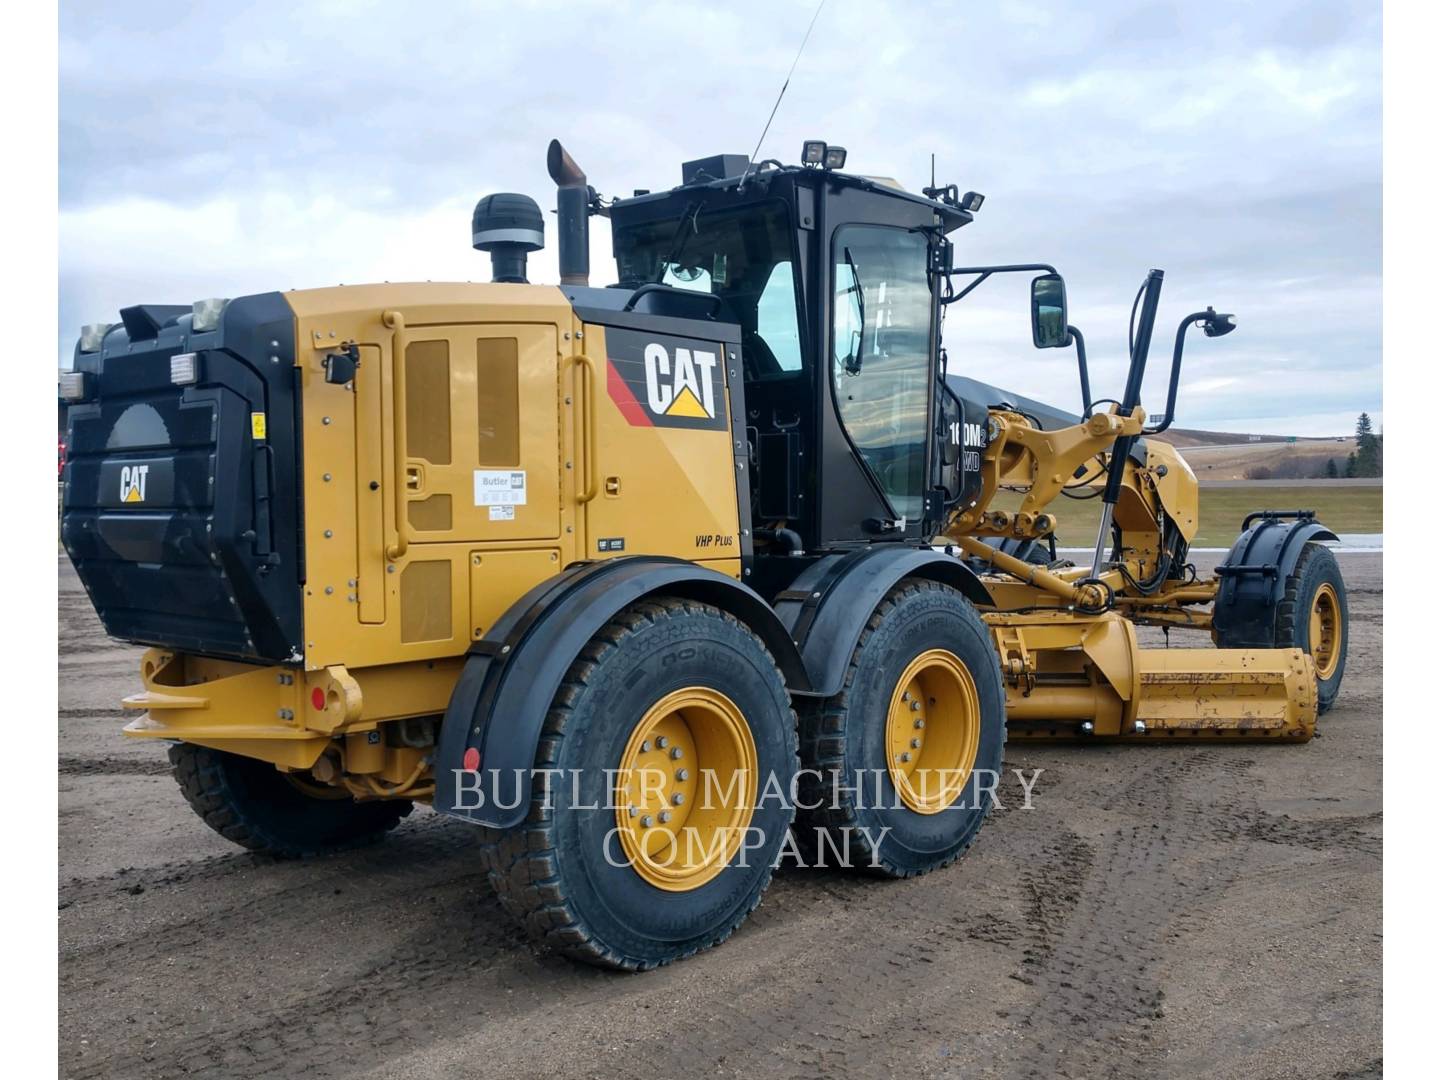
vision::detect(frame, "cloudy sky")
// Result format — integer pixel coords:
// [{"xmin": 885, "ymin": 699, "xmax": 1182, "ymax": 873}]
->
[{"xmin": 59, "ymin": 0, "xmax": 1380, "ymax": 435}]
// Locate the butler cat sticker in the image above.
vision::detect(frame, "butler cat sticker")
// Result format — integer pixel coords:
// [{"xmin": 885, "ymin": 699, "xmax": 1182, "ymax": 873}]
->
[{"xmin": 604, "ymin": 327, "xmax": 729, "ymax": 431}]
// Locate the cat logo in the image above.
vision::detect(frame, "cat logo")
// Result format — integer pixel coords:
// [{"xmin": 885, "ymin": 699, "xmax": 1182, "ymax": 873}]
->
[
  {"xmin": 119, "ymin": 464, "xmax": 149, "ymax": 503},
  {"xmin": 604, "ymin": 327, "xmax": 729, "ymax": 432},
  {"xmin": 644, "ymin": 342, "xmax": 718, "ymax": 419}
]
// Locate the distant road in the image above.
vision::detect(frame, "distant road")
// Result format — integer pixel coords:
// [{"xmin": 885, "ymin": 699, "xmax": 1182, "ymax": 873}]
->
[
  {"xmin": 1198, "ymin": 478, "xmax": 1382, "ymax": 488},
  {"xmin": 1178, "ymin": 440, "xmax": 1349, "ymax": 453}
]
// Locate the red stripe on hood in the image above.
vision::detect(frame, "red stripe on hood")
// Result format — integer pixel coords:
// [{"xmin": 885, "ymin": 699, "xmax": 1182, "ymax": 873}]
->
[{"xmin": 606, "ymin": 357, "xmax": 654, "ymax": 427}]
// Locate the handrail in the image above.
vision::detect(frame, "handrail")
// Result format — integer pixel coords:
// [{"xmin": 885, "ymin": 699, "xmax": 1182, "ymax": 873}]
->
[
  {"xmin": 571, "ymin": 354, "xmax": 599, "ymax": 503},
  {"xmin": 383, "ymin": 310, "xmax": 409, "ymax": 560}
]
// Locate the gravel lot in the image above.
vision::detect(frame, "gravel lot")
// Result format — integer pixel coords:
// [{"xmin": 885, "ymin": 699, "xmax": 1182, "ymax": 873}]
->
[{"xmin": 58, "ymin": 552, "xmax": 1382, "ymax": 1079}]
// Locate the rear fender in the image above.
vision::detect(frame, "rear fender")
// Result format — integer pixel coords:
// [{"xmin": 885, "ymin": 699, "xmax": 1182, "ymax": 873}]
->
[
  {"xmin": 434, "ymin": 556, "xmax": 808, "ymax": 827},
  {"xmin": 772, "ymin": 545, "xmax": 993, "ymax": 699}
]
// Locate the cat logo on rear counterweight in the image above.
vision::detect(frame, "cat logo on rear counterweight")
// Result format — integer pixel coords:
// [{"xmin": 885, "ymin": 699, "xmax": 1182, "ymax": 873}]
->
[{"xmin": 119, "ymin": 464, "xmax": 149, "ymax": 503}]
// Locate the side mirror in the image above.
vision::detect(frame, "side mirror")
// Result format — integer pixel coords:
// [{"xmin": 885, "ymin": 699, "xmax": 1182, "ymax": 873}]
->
[{"xmin": 1030, "ymin": 273, "xmax": 1071, "ymax": 349}]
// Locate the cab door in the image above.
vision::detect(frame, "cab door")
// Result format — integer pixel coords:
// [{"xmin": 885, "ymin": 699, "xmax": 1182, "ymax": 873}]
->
[{"xmin": 828, "ymin": 223, "xmax": 936, "ymax": 534}]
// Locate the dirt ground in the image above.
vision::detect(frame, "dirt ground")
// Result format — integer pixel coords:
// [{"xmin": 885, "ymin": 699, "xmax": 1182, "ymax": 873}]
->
[{"xmin": 58, "ymin": 552, "xmax": 1382, "ymax": 1080}]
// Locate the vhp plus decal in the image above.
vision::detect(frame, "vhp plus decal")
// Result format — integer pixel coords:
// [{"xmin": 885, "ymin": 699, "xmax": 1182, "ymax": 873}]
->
[{"xmin": 604, "ymin": 327, "xmax": 729, "ymax": 432}]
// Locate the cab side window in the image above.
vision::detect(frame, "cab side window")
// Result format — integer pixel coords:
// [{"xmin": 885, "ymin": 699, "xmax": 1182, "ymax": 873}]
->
[{"xmin": 755, "ymin": 261, "xmax": 804, "ymax": 373}]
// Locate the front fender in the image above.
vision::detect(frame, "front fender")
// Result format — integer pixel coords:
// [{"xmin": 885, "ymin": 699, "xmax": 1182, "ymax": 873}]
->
[{"xmin": 1213, "ymin": 515, "xmax": 1339, "ymax": 647}]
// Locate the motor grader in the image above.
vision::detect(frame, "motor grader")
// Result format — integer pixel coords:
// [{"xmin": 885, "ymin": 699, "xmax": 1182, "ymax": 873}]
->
[{"xmin": 59, "ymin": 138, "xmax": 1347, "ymax": 970}]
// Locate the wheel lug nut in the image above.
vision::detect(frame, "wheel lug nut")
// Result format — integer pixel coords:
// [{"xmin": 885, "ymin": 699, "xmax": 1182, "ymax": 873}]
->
[
  {"xmin": 659, "ymin": 810, "xmax": 672, "ymax": 823},
  {"xmin": 899, "ymin": 752, "xmax": 911, "ymax": 763},
  {"xmin": 914, "ymin": 718, "xmax": 925, "ymax": 729},
  {"xmin": 670, "ymin": 747, "xmax": 683, "ymax": 760},
  {"xmin": 640, "ymin": 815, "xmax": 654, "ymax": 828},
  {"xmin": 676, "ymin": 768, "xmax": 690, "ymax": 781},
  {"xmin": 672, "ymin": 793, "xmax": 685, "ymax": 806},
  {"xmin": 656, "ymin": 736, "xmax": 669, "ymax": 749},
  {"xmin": 911, "ymin": 738, "xmax": 921, "ymax": 749},
  {"xmin": 640, "ymin": 740, "xmax": 651, "ymax": 753},
  {"xmin": 628, "ymin": 806, "xmax": 638, "ymax": 818},
  {"xmin": 910, "ymin": 701, "xmax": 921, "ymax": 711},
  {"xmin": 902, "ymin": 691, "xmax": 911, "ymax": 702}
]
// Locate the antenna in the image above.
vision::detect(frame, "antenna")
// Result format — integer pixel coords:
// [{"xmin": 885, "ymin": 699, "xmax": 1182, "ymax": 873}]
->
[{"xmin": 738, "ymin": 0, "xmax": 826, "ymax": 191}]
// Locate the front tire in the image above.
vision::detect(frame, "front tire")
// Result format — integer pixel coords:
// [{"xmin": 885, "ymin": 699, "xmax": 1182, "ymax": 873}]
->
[
  {"xmin": 168, "ymin": 743, "xmax": 412, "ymax": 857},
  {"xmin": 797, "ymin": 579, "xmax": 1006, "ymax": 878},
  {"xmin": 1276, "ymin": 542, "xmax": 1348, "ymax": 714},
  {"xmin": 478, "ymin": 598, "xmax": 798, "ymax": 971}
]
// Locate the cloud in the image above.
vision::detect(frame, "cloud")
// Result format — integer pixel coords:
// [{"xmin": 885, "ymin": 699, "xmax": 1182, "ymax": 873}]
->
[{"xmin": 59, "ymin": 0, "xmax": 1379, "ymax": 434}]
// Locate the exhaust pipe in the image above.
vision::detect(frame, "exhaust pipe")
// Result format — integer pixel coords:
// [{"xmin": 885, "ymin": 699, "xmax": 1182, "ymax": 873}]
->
[{"xmin": 547, "ymin": 139, "xmax": 591, "ymax": 287}]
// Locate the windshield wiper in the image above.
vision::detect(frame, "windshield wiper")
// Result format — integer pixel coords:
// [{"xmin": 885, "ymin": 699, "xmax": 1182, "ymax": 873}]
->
[
  {"xmin": 841, "ymin": 246, "xmax": 867, "ymax": 375},
  {"xmin": 651, "ymin": 199, "xmax": 706, "ymax": 284}
]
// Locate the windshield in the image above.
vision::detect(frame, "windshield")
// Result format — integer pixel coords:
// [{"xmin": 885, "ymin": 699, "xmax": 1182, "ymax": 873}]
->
[{"xmin": 613, "ymin": 201, "xmax": 805, "ymax": 376}]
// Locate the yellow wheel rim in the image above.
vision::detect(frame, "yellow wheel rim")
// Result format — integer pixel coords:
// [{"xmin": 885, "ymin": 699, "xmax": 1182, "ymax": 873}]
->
[
  {"xmin": 1309, "ymin": 582, "xmax": 1343, "ymax": 680},
  {"xmin": 614, "ymin": 687, "xmax": 758, "ymax": 892},
  {"xmin": 885, "ymin": 649, "xmax": 982, "ymax": 814}
]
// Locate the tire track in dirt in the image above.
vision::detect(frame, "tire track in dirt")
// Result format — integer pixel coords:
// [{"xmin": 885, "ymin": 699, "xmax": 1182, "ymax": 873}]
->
[
  {"xmin": 60, "ymin": 819, "xmax": 524, "ymax": 1079},
  {"xmin": 59, "ymin": 754, "xmax": 169, "ymax": 777},
  {"xmin": 59, "ymin": 810, "xmax": 466, "ymax": 908},
  {"xmin": 988, "ymin": 750, "xmax": 1264, "ymax": 1079}
]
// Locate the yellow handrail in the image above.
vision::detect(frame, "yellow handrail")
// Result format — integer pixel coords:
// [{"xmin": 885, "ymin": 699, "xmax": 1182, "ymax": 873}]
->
[
  {"xmin": 383, "ymin": 310, "xmax": 409, "ymax": 560},
  {"xmin": 572, "ymin": 354, "xmax": 599, "ymax": 503}
]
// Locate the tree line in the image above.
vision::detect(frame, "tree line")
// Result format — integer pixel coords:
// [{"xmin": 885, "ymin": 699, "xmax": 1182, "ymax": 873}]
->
[{"xmin": 1243, "ymin": 413, "xmax": 1381, "ymax": 481}]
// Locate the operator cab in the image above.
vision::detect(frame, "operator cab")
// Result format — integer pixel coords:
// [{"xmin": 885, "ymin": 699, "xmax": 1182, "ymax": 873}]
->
[{"xmin": 564, "ymin": 144, "xmax": 979, "ymax": 566}]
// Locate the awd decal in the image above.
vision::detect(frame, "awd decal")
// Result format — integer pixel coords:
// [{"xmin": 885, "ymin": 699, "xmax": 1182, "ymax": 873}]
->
[
  {"xmin": 604, "ymin": 327, "xmax": 729, "ymax": 432},
  {"xmin": 119, "ymin": 464, "xmax": 149, "ymax": 503}
]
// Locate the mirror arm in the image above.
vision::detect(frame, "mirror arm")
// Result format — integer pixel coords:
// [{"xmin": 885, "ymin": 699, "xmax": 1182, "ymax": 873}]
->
[
  {"xmin": 1068, "ymin": 324, "xmax": 1093, "ymax": 418},
  {"xmin": 941, "ymin": 263, "xmax": 1059, "ymax": 305},
  {"xmin": 942, "ymin": 269, "xmax": 991, "ymax": 305},
  {"xmin": 1144, "ymin": 311, "xmax": 1211, "ymax": 435}
]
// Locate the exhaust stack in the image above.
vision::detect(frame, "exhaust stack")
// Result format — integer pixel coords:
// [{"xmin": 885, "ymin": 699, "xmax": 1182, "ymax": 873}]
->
[{"xmin": 547, "ymin": 139, "xmax": 591, "ymax": 286}]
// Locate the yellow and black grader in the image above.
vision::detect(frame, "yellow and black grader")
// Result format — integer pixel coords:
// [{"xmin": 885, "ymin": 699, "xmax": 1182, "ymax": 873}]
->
[{"xmin": 60, "ymin": 139, "xmax": 1346, "ymax": 969}]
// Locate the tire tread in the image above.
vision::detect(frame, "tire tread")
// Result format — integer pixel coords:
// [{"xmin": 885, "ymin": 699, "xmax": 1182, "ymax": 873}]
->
[
  {"xmin": 797, "ymin": 578, "xmax": 1005, "ymax": 879},
  {"xmin": 476, "ymin": 596, "xmax": 797, "ymax": 971}
]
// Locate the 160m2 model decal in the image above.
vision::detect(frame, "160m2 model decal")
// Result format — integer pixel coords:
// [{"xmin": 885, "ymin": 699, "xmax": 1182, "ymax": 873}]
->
[{"xmin": 604, "ymin": 327, "xmax": 729, "ymax": 432}]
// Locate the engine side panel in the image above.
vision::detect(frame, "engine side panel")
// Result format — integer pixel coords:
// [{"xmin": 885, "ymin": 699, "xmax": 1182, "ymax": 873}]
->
[{"xmin": 286, "ymin": 284, "xmax": 744, "ymax": 676}]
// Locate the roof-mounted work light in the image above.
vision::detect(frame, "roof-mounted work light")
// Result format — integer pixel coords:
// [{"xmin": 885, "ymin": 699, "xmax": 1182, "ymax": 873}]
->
[{"xmin": 801, "ymin": 140, "xmax": 827, "ymax": 166}]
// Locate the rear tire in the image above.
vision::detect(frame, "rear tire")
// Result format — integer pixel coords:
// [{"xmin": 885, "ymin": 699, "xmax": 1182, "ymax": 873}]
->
[
  {"xmin": 477, "ymin": 598, "xmax": 798, "ymax": 971},
  {"xmin": 168, "ymin": 743, "xmax": 412, "ymax": 857},
  {"xmin": 797, "ymin": 579, "xmax": 1006, "ymax": 878}
]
